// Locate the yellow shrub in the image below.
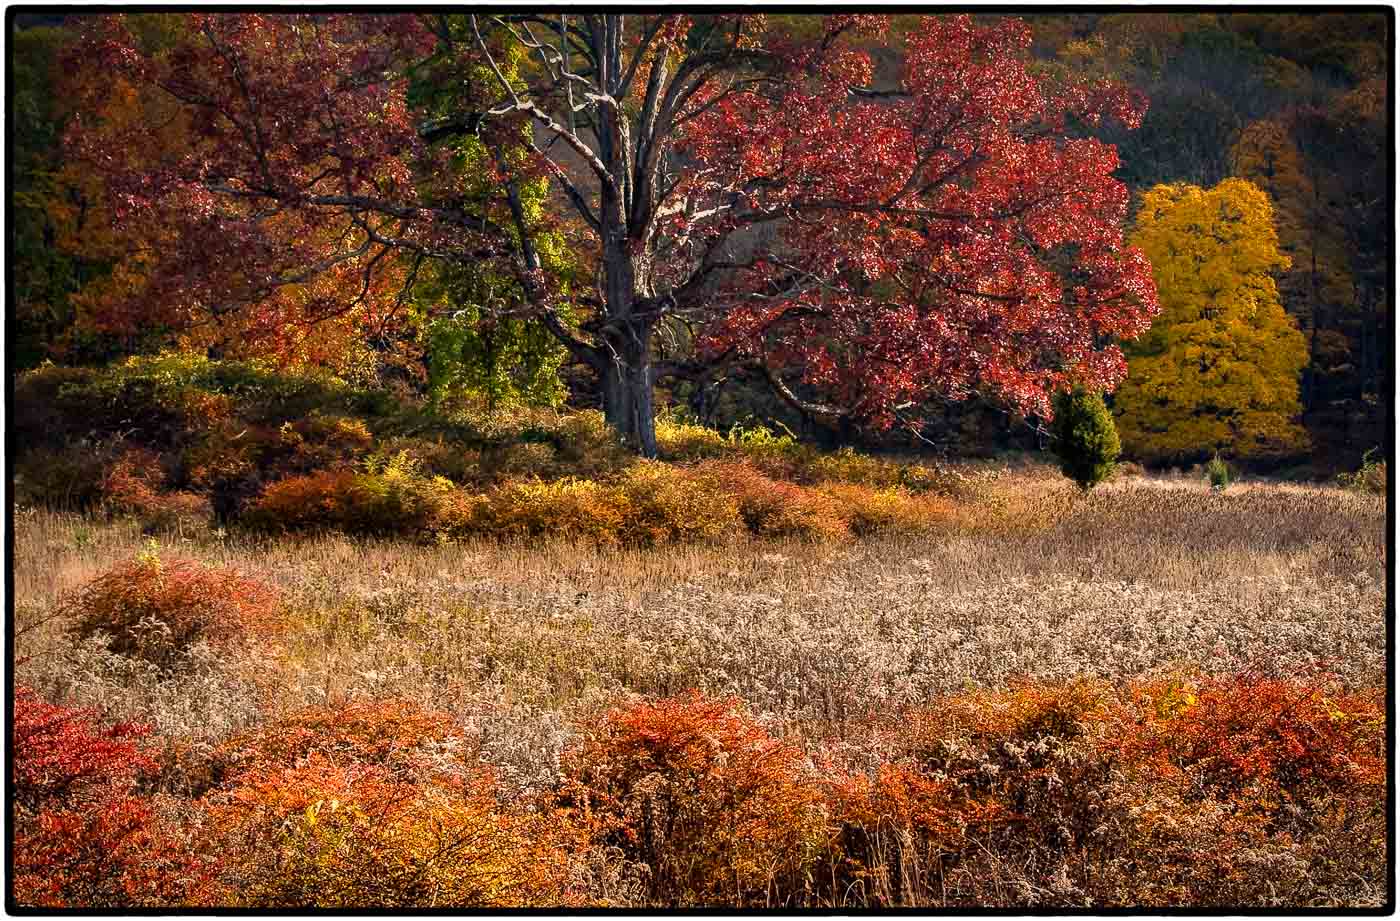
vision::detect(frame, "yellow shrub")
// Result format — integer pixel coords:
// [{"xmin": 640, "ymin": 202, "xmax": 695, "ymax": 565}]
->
[
  {"xmin": 615, "ymin": 462, "xmax": 740, "ymax": 545},
  {"xmin": 472, "ymin": 478, "xmax": 628, "ymax": 545},
  {"xmin": 213, "ymin": 758, "xmax": 583, "ymax": 908},
  {"xmin": 655, "ymin": 418, "xmax": 732, "ymax": 461},
  {"xmin": 818, "ymin": 484, "xmax": 956, "ymax": 536}
]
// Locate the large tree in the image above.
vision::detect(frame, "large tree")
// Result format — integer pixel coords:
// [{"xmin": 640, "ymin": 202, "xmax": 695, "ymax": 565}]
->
[{"xmin": 67, "ymin": 13, "xmax": 1158, "ymax": 455}]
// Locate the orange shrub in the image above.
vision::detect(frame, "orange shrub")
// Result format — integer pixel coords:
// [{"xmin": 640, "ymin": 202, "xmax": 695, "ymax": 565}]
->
[
  {"xmin": 246, "ymin": 467, "xmax": 454, "ymax": 536},
  {"xmin": 847, "ymin": 677, "xmax": 1388, "ymax": 907},
  {"xmin": 245, "ymin": 469, "xmax": 361, "ymax": 531},
  {"xmin": 818, "ymin": 483, "xmax": 958, "ymax": 536},
  {"xmin": 862, "ymin": 682, "xmax": 1116, "ymax": 901},
  {"xmin": 62, "ymin": 553, "xmax": 282, "ymax": 673},
  {"xmin": 699, "ymin": 461, "xmax": 850, "ymax": 541},
  {"xmin": 561, "ymin": 693, "xmax": 826, "ymax": 906},
  {"xmin": 102, "ymin": 447, "xmax": 208, "ymax": 529},
  {"xmin": 824, "ymin": 762, "xmax": 1007, "ymax": 907},
  {"xmin": 212, "ymin": 698, "xmax": 471, "ymax": 787},
  {"xmin": 1121, "ymin": 675, "xmax": 1386, "ymax": 812}
]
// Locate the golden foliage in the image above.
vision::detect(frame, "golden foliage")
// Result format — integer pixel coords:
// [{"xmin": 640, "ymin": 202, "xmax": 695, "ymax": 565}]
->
[{"xmin": 1116, "ymin": 179, "xmax": 1309, "ymax": 463}]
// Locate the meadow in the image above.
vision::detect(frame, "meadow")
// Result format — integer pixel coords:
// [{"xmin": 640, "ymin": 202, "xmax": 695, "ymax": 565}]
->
[
  {"xmin": 12, "ymin": 437, "xmax": 1387, "ymax": 908},
  {"xmin": 11, "ymin": 9, "xmax": 1392, "ymax": 910}
]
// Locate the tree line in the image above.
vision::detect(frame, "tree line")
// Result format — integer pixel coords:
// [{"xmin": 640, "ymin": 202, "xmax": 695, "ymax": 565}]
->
[{"xmin": 10, "ymin": 12, "xmax": 1389, "ymax": 471}]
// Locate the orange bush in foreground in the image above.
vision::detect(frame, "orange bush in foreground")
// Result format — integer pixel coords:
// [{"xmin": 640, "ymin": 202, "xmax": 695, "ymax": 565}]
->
[
  {"xmin": 561, "ymin": 693, "xmax": 828, "ymax": 906},
  {"xmin": 210, "ymin": 698, "xmax": 470, "ymax": 789},
  {"xmin": 566, "ymin": 679, "xmax": 1386, "ymax": 908},
  {"xmin": 10, "ymin": 676, "xmax": 1385, "ymax": 909},
  {"xmin": 203, "ymin": 699, "xmax": 585, "ymax": 907}
]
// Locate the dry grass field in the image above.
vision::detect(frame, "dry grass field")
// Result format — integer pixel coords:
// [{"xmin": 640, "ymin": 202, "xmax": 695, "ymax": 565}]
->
[{"xmin": 12, "ymin": 467, "xmax": 1387, "ymax": 908}]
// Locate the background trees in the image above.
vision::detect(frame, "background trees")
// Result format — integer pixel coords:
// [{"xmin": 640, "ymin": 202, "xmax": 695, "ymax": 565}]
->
[
  {"xmin": 1024, "ymin": 11, "xmax": 1387, "ymax": 470},
  {"xmin": 1114, "ymin": 179, "xmax": 1308, "ymax": 464},
  {"xmin": 11, "ymin": 12, "xmax": 1387, "ymax": 472}
]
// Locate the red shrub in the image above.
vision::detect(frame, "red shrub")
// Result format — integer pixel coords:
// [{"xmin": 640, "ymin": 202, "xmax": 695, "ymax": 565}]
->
[
  {"xmin": 62, "ymin": 553, "xmax": 282, "ymax": 672},
  {"xmin": 824, "ymin": 762, "xmax": 1008, "ymax": 907},
  {"xmin": 12, "ymin": 686, "xmax": 154, "ymax": 811},
  {"xmin": 11, "ymin": 688, "xmax": 213, "ymax": 908},
  {"xmin": 1121, "ymin": 675, "xmax": 1386, "ymax": 810},
  {"xmin": 245, "ymin": 469, "xmax": 361, "ymax": 531}
]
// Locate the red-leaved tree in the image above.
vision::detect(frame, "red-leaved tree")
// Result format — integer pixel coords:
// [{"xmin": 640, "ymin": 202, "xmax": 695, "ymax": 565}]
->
[{"xmin": 67, "ymin": 13, "xmax": 1157, "ymax": 455}]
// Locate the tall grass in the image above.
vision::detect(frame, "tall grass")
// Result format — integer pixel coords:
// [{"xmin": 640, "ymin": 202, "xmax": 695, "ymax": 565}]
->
[{"xmin": 10, "ymin": 469, "xmax": 1386, "ymax": 908}]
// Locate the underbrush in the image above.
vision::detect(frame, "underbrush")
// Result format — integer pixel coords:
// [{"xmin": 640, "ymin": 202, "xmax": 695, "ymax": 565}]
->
[
  {"xmin": 1338, "ymin": 448, "xmax": 1387, "ymax": 496},
  {"xmin": 11, "ymin": 678, "xmax": 1384, "ymax": 908},
  {"xmin": 15, "ymin": 356, "xmax": 987, "ymax": 545},
  {"xmin": 241, "ymin": 459, "xmax": 964, "ymax": 546}
]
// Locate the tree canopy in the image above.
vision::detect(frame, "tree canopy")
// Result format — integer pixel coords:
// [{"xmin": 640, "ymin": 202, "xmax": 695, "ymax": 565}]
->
[{"xmin": 65, "ymin": 13, "xmax": 1158, "ymax": 455}]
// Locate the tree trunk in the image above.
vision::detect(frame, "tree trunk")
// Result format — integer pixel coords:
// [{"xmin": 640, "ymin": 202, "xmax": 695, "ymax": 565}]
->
[{"xmin": 600, "ymin": 323, "xmax": 658, "ymax": 458}]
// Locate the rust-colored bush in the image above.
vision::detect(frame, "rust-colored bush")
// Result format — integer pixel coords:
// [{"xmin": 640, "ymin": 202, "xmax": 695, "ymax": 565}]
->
[
  {"xmin": 835, "ymin": 677, "xmax": 1388, "ymax": 907},
  {"xmin": 818, "ymin": 483, "xmax": 958, "ymax": 536},
  {"xmin": 1122, "ymin": 675, "xmax": 1386, "ymax": 811},
  {"xmin": 102, "ymin": 447, "xmax": 209, "ymax": 529},
  {"xmin": 246, "ymin": 465, "xmax": 455, "ymax": 536},
  {"xmin": 700, "ymin": 461, "xmax": 850, "ymax": 541},
  {"xmin": 62, "ymin": 553, "xmax": 282, "ymax": 672},
  {"xmin": 212, "ymin": 698, "xmax": 471, "ymax": 787},
  {"xmin": 823, "ymin": 761, "xmax": 1008, "ymax": 907},
  {"xmin": 561, "ymin": 693, "xmax": 826, "ymax": 906}
]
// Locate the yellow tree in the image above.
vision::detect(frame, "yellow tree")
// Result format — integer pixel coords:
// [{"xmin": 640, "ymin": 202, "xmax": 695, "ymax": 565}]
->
[{"xmin": 1115, "ymin": 179, "xmax": 1309, "ymax": 464}]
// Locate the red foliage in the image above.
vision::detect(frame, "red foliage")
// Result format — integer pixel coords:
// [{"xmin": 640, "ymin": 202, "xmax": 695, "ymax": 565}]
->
[
  {"xmin": 12, "ymin": 686, "xmax": 154, "ymax": 811},
  {"xmin": 1120, "ymin": 675, "xmax": 1386, "ymax": 809},
  {"xmin": 11, "ymin": 688, "xmax": 213, "ymax": 908},
  {"xmin": 64, "ymin": 14, "xmax": 1156, "ymax": 434},
  {"xmin": 683, "ymin": 14, "xmax": 1158, "ymax": 423}
]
